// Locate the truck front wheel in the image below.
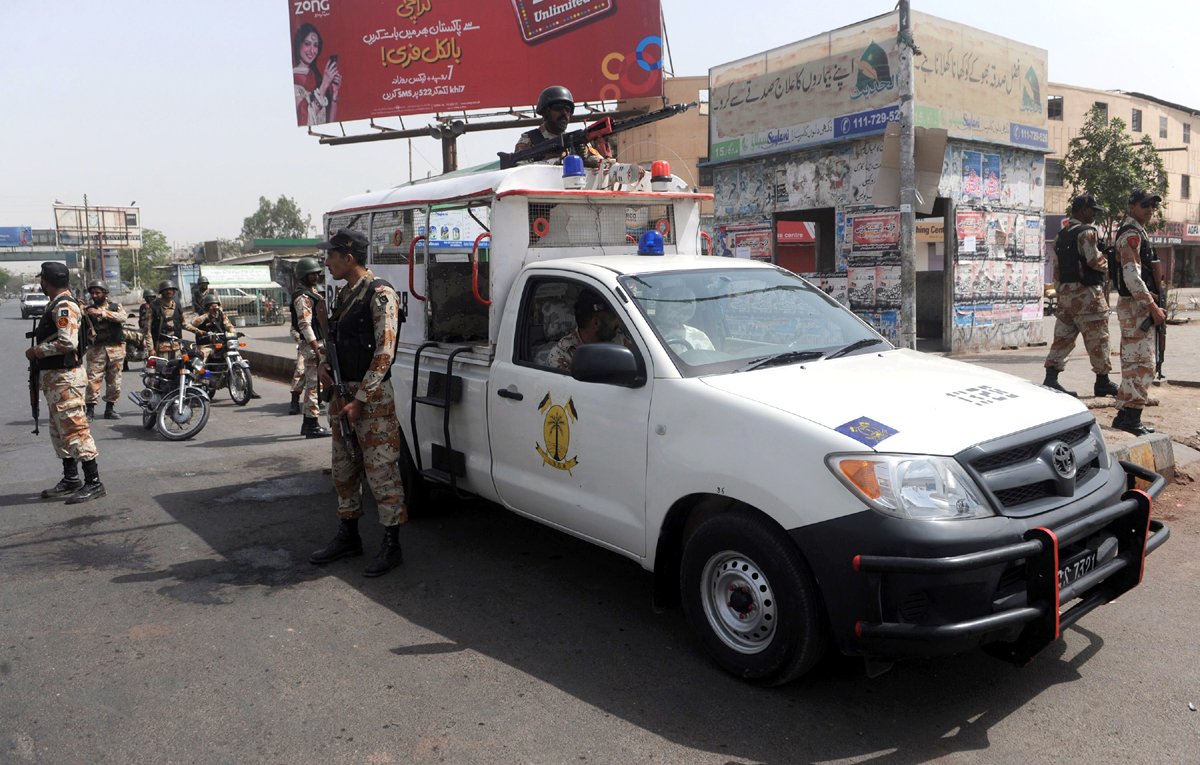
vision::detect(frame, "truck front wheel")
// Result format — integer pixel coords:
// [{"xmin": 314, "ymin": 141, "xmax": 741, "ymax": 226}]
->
[{"xmin": 680, "ymin": 509, "xmax": 828, "ymax": 685}]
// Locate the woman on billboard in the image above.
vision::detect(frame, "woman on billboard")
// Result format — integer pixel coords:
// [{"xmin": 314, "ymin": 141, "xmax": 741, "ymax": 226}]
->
[{"xmin": 292, "ymin": 23, "xmax": 341, "ymax": 125}]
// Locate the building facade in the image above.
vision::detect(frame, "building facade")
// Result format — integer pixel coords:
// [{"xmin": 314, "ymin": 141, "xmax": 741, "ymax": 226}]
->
[
  {"xmin": 1042, "ymin": 83, "xmax": 1200, "ymax": 288},
  {"xmin": 705, "ymin": 11, "xmax": 1049, "ymax": 352}
]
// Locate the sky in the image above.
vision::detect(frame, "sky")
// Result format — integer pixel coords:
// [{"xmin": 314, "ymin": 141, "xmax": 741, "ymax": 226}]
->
[{"xmin": 2, "ymin": 0, "xmax": 1194, "ymax": 248}]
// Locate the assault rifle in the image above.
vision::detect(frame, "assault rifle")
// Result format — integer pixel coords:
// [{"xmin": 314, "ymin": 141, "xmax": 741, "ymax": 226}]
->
[
  {"xmin": 25, "ymin": 320, "xmax": 39, "ymax": 436},
  {"xmin": 314, "ymin": 297, "xmax": 361, "ymax": 465},
  {"xmin": 498, "ymin": 101, "xmax": 697, "ymax": 169}
]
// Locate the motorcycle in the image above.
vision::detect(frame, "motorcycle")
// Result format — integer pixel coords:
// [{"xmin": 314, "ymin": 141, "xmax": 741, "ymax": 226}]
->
[
  {"xmin": 126, "ymin": 335, "xmax": 211, "ymax": 440},
  {"xmin": 196, "ymin": 331, "xmax": 254, "ymax": 405}
]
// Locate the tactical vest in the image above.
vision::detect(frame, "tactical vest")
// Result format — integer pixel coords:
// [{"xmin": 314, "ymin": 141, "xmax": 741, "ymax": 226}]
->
[
  {"xmin": 150, "ymin": 300, "xmax": 185, "ymax": 344},
  {"xmin": 519, "ymin": 127, "xmax": 561, "ymax": 162},
  {"xmin": 1112, "ymin": 223, "xmax": 1160, "ymax": 299},
  {"xmin": 34, "ymin": 294, "xmax": 84, "ymax": 370},
  {"xmin": 1054, "ymin": 223, "xmax": 1104, "ymax": 287},
  {"xmin": 90, "ymin": 301, "xmax": 124, "ymax": 345},
  {"xmin": 195, "ymin": 311, "xmax": 229, "ymax": 338},
  {"xmin": 333, "ymin": 278, "xmax": 395, "ymax": 382},
  {"xmin": 290, "ymin": 288, "xmax": 324, "ymax": 340}
]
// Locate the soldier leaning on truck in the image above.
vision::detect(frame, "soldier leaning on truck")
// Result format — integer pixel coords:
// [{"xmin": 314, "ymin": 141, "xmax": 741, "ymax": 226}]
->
[
  {"xmin": 25, "ymin": 262, "xmax": 106, "ymax": 504},
  {"xmin": 309, "ymin": 229, "xmax": 407, "ymax": 578},
  {"xmin": 83, "ymin": 280, "xmax": 128, "ymax": 421},
  {"xmin": 1040, "ymin": 194, "xmax": 1119, "ymax": 398},
  {"xmin": 1111, "ymin": 189, "xmax": 1168, "ymax": 436}
]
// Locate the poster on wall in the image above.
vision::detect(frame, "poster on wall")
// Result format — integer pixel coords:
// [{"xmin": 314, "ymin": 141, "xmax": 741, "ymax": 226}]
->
[
  {"xmin": 851, "ymin": 212, "xmax": 900, "ymax": 252},
  {"xmin": 287, "ymin": 0, "xmax": 663, "ymax": 125},
  {"xmin": 961, "ymin": 151, "xmax": 983, "ymax": 203},
  {"xmin": 956, "ymin": 210, "xmax": 985, "ymax": 246},
  {"xmin": 875, "ymin": 265, "xmax": 901, "ymax": 307},
  {"xmin": 848, "ymin": 267, "xmax": 877, "ymax": 308},
  {"xmin": 983, "ymin": 154, "xmax": 1002, "ymax": 204},
  {"xmin": 720, "ymin": 225, "xmax": 773, "ymax": 261},
  {"xmin": 809, "ymin": 274, "xmax": 849, "ymax": 305}
]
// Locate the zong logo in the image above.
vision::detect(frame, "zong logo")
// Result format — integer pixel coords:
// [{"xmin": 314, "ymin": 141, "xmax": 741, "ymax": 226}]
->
[{"xmin": 294, "ymin": 0, "xmax": 330, "ymax": 14}]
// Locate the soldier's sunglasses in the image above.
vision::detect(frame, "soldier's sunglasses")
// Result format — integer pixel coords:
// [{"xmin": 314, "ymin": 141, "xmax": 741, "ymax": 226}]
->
[{"xmin": 1139, "ymin": 200, "xmax": 1159, "ymax": 209}]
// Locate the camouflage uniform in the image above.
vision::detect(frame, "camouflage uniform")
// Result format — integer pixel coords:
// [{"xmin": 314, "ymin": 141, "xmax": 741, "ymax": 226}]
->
[
  {"xmin": 292, "ymin": 288, "xmax": 324, "ymax": 419},
  {"xmin": 141, "ymin": 297, "xmax": 185, "ymax": 358},
  {"xmin": 1113, "ymin": 216, "xmax": 1157, "ymax": 410},
  {"xmin": 185, "ymin": 307, "xmax": 234, "ymax": 362},
  {"xmin": 84, "ymin": 298, "xmax": 128, "ymax": 406},
  {"xmin": 329, "ymin": 270, "xmax": 407, "ymax": 526},
  {"xmin": 289, "ymin": 328, "xmax": 306, "ymax": 394},
  {"xmin": 36, "ymin": 294, "xmax": 98, "ymax": 463},
  {"xmin": 1043, "ymin": 218, "xmax": 1111, "ymax": 374}
]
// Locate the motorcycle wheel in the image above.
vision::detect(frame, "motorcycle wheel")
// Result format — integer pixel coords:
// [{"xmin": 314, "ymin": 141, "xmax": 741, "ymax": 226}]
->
[
  {"xmin": 142, "ymin": 407, "xmax": 156, "ymax": 431},
  {"xmin": 228, "ymin": 367, "xmax": 252, "ymax": 406},
  {"xmin": 155, "ymin": 390, "xmax": 210, "ymax": 441}
]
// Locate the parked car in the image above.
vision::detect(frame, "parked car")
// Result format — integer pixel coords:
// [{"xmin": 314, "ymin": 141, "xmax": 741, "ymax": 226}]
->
[
  {"xmin": 20, "ymin": 291, "xmax": 49, "ymax": 319},
  {"xmin": 211, "ymin": 287, "xmax": 262, "ymax": 318}
]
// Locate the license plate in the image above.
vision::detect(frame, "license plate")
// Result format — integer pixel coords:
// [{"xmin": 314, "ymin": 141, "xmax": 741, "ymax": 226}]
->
[{"xmin": 1058, "ymin": 548, "xmax": 1098, "ymax": 589}]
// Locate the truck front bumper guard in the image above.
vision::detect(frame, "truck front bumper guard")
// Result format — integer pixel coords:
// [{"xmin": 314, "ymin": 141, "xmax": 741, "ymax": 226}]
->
[{"xmin": 852, "ymin": 461, "xmax": 1170, "ymax": 664}]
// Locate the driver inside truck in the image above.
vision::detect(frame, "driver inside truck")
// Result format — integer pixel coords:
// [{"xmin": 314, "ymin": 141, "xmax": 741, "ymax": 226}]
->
[{"xmin": 547, "ymin": 289, "xmax": 625, "ymax": 371}]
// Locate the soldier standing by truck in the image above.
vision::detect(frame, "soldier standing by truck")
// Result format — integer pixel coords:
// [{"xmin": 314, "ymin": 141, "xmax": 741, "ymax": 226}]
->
[
  {"xmin": 82, "ymin": 280, "xmax": 128, "ymax": 420},
  {"xmin": 25, "ymin": 262, "xmax": 106, "ymax": 504},
  {"xmin": 308, "ymin": 229, "xmax": 407, "ymax": 577},
  {"xmin": 291, "ymin": 256, "xmax": 330, "ymax": 438}
]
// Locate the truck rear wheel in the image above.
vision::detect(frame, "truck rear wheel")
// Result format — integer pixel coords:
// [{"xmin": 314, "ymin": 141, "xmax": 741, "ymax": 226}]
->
[
  {"xmin": 680, "ymin": 509, "xmax": 828, "ymax": 685},
  {"xmin": 398, "ymin": 433, "xmax": 430, "ymax": 514}
]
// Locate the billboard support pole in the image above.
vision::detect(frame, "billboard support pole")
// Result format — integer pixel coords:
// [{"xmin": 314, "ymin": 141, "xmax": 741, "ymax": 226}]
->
[{"xmin": 898, "ymin": 0, "xmax": 918, "ymax": 350}]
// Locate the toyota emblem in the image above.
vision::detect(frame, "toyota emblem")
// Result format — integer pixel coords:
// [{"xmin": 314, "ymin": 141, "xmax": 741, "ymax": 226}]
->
[{"xmin": 1051, "ymin": 442, "xmax": 1076, "ymax": 479}]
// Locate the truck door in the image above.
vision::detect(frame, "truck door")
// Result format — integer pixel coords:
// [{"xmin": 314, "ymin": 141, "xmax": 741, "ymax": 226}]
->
[{"xmin": 489, "ymin": 274, "xmax": 651, "ymax": 557}]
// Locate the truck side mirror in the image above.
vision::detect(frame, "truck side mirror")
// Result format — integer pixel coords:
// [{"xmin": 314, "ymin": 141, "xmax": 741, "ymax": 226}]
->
[{"xmin": 571, "ymin": 343, "xmax": 644, "ymax": 387}]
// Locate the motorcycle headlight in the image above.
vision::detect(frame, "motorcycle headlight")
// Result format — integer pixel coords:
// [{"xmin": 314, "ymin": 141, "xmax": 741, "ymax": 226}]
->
[
  {"xmin": 191, "ymin": 356, "xmax": 206, "ymax": 372},
  {"xmin": 827, "ymin": 454, "xmax": 994, "ymax": 520}
]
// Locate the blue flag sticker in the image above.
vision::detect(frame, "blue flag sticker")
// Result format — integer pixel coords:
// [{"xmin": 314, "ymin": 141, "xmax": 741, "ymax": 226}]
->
[{"xmin": 835, "ymin": 416, "xmax": 898, "ymax": 447}]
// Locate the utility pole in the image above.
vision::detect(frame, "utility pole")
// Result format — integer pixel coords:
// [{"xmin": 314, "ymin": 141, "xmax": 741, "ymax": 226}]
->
[{"xmin": 898, "ymin": 0, "xmax": 917, "ymax": 349}]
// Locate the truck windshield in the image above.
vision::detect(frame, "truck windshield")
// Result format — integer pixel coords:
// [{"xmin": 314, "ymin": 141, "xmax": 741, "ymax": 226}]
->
[{"xmin": 618, "ymin": 267, "xmax": 888, "ymax": 376}]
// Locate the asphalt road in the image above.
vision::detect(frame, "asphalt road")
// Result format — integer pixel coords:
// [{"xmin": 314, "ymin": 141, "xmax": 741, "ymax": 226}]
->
[{"xmin": 1, "ymin": 298, "xmax": 1198, "ymax": 764}]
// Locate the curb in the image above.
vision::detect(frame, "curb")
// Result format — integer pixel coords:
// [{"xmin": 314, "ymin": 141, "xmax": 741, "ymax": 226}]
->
[
  {"xmin": 1109, "ymin": 431, "xmax": 1176, "ymax": 484},
  {"xmin": 244, "ymin": 348, "xmax": 295, "ymax": 385}
]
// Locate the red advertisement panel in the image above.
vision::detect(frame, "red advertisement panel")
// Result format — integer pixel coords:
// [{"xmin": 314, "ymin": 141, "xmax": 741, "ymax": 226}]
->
[
  {"xmin": 288, "ymin": 0, "xmax": 663, "ymax": 126},
  {"xmin": 851, "ymin": 212, "xmax": 900, "ymax": 252}
]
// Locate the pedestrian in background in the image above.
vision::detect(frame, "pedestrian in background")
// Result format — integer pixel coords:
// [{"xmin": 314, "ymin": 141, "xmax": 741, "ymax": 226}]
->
[
  {"xmin": 1040, "ymin": 194, "xmax": 1119, "ymax": 398},
  {"xmin": 82, "ymin": 280, "xmax": 127, "ymax": 420},
  {"xmin": 308, "ymin": 229, "xmax": 407, "ymax": 578},
  {"xmin": 291, "ymin": 256, "xmax": 330, "ymax": 438},
  {"xmin": 25, "ymin": 262, "xmax": 106, "ymax": 504},
  {"xmin": 1111, "ymin": 189, "xmax": 1167, "ymax": 436}
]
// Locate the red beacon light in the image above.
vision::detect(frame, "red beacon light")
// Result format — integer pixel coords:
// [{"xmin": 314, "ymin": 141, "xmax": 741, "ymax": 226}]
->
[{"xmin": 651, "ymin": 160, "xmax": 671, "ymax": 192}]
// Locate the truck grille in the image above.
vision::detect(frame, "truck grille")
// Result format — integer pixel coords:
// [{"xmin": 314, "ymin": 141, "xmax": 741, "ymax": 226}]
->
[{"xmin": 957, "ymin": 416, "xmax": 1107, "ymax": 517}]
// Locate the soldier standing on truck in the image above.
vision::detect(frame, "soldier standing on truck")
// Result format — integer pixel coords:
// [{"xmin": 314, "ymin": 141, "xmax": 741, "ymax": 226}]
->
[
  {"xmin": 82, "ymin": 280, "xmax": 128, "ymax": 420},
  {"xmin": 308, "ymin": 229, "xmax": 408, "ymax": 578},
  {"xmin": 1039, "ymin": 194, "xmax": 1119, "ymax": 398},
  {"xmin": 290, "ymin": 256, "xmax": 330, "ymax": 438},
  {"xmin": 25, "ymin": 262, "xmax": 106, "ymax": 504}
]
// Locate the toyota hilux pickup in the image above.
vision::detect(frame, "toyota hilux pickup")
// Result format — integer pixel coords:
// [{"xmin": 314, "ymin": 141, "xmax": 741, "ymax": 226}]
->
[{"xmin": 321, "ymin": 160, "xmax": 1169, "ymax": 685}]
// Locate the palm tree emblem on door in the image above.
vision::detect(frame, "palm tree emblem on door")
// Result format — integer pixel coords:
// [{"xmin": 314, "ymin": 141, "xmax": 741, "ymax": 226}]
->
[{"xmin": 536, "ymin": 392, "xmax": 578, "ymax": 472}]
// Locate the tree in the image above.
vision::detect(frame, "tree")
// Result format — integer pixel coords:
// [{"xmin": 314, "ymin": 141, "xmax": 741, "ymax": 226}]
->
[
  {"xmin": 120, "ymin": 228, "xmax": 171, "ymax": 287},
  {"xmin": 240, "ymin": 195, "xmax": 312, "ymax": 240},
  {"xmin": 0, "ymin": 266, "xmax": 15, "ymax": 293},
  {"xmin": 1061, "ymin": 106, "xmax": 1168, "ymax": 239}
]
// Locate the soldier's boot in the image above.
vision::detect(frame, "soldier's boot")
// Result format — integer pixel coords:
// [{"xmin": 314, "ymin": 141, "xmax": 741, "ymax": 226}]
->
[
  {"xmin": 85, "ymin": 403, "xmax": 96, "ymax": 420},
  {"xmin": 41, "ymin": 458, "xmax": 82, "ymax": 499},
  {"xmin": 288, "ymin": 391, "xmax": 301, "ymax": 415},
  {"xmin": 301, "ymin": 415, "xmax": 332, "ymax": 439},
  {"xmin": 103, "ymin": 402, "xmax": 121, "ymax": 420},
  {"xmin": 1112, "ymin": 408, "xmax": 1154, "ymax": 436},
  {"xmin": 1093, "ymin": 374, "xmax": 1119, "ymax": 397},
  {"xmin": 309, "ymin": 518, "xmax": 363, "ymax": 565},
  {"xmin": 363, "ymin": 525, "xmax": 403, "ymax": 578},
  {"xmin": 66, "ymin": 460, "xmax": 106, "ymax": 505},
  {"xmin": 1041, "ymin": 368, "xmax": 1077, "ymax": 397}
]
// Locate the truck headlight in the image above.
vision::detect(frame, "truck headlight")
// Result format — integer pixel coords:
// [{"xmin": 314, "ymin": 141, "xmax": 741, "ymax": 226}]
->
[{"xmin": 827, "ymin": 454, "xmax": 994, "ymax": 520}]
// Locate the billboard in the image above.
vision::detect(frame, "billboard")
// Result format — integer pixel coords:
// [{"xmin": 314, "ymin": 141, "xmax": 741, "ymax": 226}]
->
[
  {"xmin": 54, "ymin": 205, "xmax": 142, "ymax": 249},
  {"xmin": 0, "ymin": 226, "xmax": 33, "ymax": 246},
  {"xmin": 288, "ymin": 0, "xmax": 663, "ymax": 126}
]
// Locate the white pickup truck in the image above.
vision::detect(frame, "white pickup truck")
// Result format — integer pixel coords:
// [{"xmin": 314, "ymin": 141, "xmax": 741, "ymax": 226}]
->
[{"xmin": 324, "ymin": 161, "xmax": 1169, "ymax": 685}]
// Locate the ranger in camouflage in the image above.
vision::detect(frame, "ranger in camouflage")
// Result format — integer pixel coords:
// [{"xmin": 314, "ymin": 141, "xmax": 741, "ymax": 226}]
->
[
  {"xmin": 83, "ymin": 280, "xmax": 129, "ymax": 420},
  {"xmin": 1111, "ymin": 189, "xmax": 1167, "ymax": 436},
  {"xmin": 291, "ymin": 256, "xmax": 331, "ymax": 438},
  {"xmin": 141, "ymin": 279, "xmax": 185, "ymax": 359},
  {"xmin": 185, "ymin": 293, "xmax": 235, "ymax": 361},
  {"xmin": 1040, "ymin": 194, "xmax": 1118, "ymax": 398},
  {"xmin": 288, "ymin": 327, "xmax": 306, "ymax": 415},
  {"xmin": 25, "ymin": 262, "xmax": 106, "ymax": 504},
  {"xmin": 308, "ymin": 229, "xmax": 408, "ymax": 578}
]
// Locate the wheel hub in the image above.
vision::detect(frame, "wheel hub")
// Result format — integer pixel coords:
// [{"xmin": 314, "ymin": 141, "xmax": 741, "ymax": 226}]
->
[{"xmin": 700, "ymin": 552, "xmax": 777, "ymax": 654}]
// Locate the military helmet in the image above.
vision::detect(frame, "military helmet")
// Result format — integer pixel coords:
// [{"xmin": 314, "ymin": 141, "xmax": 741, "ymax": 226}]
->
[
  {"xmin": 197, "ymin": 276, "xmax": 210, "ymax": 286},
  {"xmin": 142, "ymin": 288, "xmax": 156, "ymax": 300},
  {"xmin": 202, "ymin": 293, "xmax": 221, "ymax": 308},
  {"xmin": 536, "ymin": 85, "xmax": 574, "ymax": 116},
  {"xmin": 87, "ymin": 280, "xmax": 109, "ymax": 293},
  {"xmin": 158, "ymin": 279, "xmax": 178, "ymax": 293},
  {"xmin": 295, "ymin": 256, "xmax": 323, "ymax": 278}
]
